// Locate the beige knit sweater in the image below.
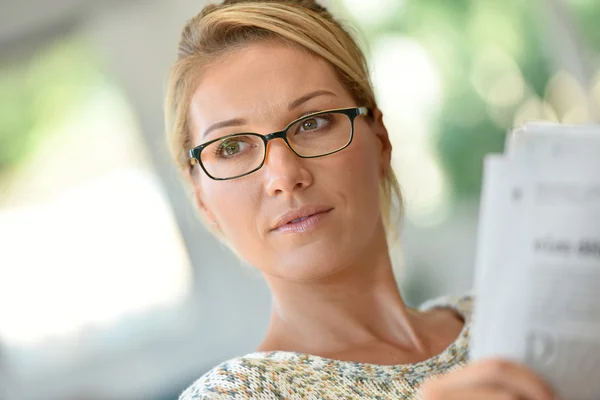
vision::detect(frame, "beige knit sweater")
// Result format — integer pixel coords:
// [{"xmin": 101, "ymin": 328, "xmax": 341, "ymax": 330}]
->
[{"xmin": 180, "ymin": 294, "xmax": 472, "ymax": 399}]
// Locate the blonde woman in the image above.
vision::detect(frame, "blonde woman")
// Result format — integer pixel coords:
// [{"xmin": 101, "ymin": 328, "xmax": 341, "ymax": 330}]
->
[{"xmin": 166, "ymin": 1, "xmax": 554, "ymax": 399}]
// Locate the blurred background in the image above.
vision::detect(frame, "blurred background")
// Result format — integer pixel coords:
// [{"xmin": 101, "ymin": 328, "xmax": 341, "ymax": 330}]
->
[{"xmin": 1, "ymin": 0, "xmax": 599, "ymax": 398}]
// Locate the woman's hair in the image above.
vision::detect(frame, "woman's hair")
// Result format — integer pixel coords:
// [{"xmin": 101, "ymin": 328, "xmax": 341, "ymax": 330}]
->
[{"xmin": 165, "ymin": 0, "xmax": 403, "ymax": 240}]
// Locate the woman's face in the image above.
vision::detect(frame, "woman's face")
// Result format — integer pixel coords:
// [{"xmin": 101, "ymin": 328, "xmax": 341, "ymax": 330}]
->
[{"xmin": 189, "ymin": 41, "xmax": 392, "ymax": 281}]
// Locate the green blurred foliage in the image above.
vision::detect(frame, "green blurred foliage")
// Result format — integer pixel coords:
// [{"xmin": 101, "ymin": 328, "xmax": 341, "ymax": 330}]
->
[
  {"xmin": 338, "ymin": 0, "xmax": 599, "ymax": 201},
  {"xmin": 392, "ymin": 0, "xmax": 551, "ymax": 199},
  {"xmin": 569, "ymin": 0, "xmax": 600, "ymax": 53},
  {"xmin": 0, "ymin": 70, "xmax": 36, "ymax": 171},
  {"xmin": 430, "ymin": 0, "xmax": 552, "ymax": 198},
  {"xmin": 0, "ymin": 39, "xmax": 102, "ymax": 175}
]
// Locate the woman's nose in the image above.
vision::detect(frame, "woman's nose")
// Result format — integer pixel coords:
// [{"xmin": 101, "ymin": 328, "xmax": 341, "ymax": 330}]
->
[{"xmin": 263, "ymin": 139, "xmax": 313, "ymax": 197}]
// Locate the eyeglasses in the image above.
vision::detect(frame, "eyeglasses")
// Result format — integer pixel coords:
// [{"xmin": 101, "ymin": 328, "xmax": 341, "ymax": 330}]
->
[{"xmin": 189, "ymin": 106, "xmax": 369, "ymax": 181}]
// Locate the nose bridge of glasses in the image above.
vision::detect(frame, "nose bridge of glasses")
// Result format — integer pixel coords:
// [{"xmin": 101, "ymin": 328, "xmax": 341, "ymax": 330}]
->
[
  {"xmin": 263, "ymin": 129, "xmax": 296, "ymax": 159},
  {"xmin": 263, "ymin": 129, "xmax": 288, "ymax": 143}
]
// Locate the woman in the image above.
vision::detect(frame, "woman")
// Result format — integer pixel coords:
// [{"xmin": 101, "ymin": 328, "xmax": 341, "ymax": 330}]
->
[{"xmin": 165, "ymin": 1, "xmax": 554, "ymax": 399}]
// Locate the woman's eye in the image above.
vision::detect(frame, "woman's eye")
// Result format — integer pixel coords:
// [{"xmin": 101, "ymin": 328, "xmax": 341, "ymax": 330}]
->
[
  {"xmin": 218, "ymin": 140, "xmax": 245, "ymax": 157},
  {"xmin": 302, "ymin": 118, "xmax": 319, "ymax": 131},
  {"xmin": 299, "ymin": 116, "xmax": 329, "ymax": 132},
  {"xmin": 224, "ymin": 142, "xmax": 239, "ymax": 155}
]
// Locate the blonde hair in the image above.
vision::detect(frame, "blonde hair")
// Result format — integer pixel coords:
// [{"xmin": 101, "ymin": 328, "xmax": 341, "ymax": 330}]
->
[{"xmin": 165, "ymin": 0, "xmax": 403, "ymax": 240}]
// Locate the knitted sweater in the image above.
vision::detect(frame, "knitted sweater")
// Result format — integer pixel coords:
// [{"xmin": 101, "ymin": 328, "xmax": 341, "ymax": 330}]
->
[{"xmin": 180, "ymin": 294, "xmax": 472, "ymax": 400}]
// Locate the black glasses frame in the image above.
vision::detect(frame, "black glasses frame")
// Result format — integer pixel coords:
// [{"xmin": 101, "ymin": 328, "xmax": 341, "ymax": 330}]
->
[{"xmin": 189, "ymin": 106, "xmax": 370, "ymax": 181}]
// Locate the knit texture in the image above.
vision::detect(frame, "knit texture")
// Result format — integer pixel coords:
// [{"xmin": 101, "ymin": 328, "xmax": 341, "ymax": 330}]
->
[{"xmin": 180, "ymin": 294, "xmax": 472, "ymax": 399}]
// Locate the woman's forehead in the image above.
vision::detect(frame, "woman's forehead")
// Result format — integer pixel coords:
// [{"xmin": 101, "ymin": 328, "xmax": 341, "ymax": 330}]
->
[{"xmin": 189, "ymin": 42, "xmax": 348, "ymax": 131}]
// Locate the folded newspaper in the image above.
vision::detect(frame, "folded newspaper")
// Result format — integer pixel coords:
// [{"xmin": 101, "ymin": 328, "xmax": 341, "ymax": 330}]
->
[{"xmin": 470, "ymin": 123, "xmax": 600, "ymax": 400}]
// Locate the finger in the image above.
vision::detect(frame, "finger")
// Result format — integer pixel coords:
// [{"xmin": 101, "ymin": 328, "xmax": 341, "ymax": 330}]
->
[{"xmin": 433, "ymin": 359, "xmax": 553, "ymax": 400}]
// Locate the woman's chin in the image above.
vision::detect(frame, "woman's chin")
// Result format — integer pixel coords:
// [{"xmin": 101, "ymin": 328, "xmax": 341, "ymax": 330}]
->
[{"xmin": 267, "ymin": 243, "xmax": 358, "ymax": 281}]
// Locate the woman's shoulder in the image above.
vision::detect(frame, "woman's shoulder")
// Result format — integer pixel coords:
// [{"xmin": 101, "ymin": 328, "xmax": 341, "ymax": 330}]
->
[
  {"xmin": 179, "ymin": 351, "xmax": 347, "ymax": 399},
  {"xmin": 418, "ymin": 292, "xmax": 474, "ymax": 323},
  {"xmin": 178, "ymin": 353, "xmax": 286, "ymax": 400}
]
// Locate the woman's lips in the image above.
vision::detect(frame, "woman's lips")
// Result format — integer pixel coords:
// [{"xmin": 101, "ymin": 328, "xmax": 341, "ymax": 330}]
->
[{"xmin": 271, "ymin": 207, "xmax": 333, "ymax": 234}]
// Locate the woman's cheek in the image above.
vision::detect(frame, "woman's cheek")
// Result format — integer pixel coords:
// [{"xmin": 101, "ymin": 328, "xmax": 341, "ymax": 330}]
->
[{"xmin": 213, "ymin": 184, "xmax": 260, "ymax": 239}]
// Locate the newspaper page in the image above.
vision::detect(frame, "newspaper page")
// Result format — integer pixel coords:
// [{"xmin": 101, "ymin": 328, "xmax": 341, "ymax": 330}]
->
[{"xmin": 470, "ymin": 123, "xmax": 600, "ymax": 400}]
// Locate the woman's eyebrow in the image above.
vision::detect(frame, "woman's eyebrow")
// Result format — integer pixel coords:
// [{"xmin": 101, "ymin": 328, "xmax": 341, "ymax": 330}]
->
[
  {"xmin": 288, "ymin": 89, "xmax": 337, "ymax": 110},
  {"xmin": 203, "ymin": 118, "xmax": 246, "ymax": 138},
  {"xmin": 202, "ymin": 90, "xmax": 337, "ymax": 138}
]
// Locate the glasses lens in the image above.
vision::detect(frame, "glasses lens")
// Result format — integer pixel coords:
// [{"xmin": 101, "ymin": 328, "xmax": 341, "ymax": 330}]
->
[
  {"xmin": 200, "ymin": 134, "xmax": 265, "ymax": 179},
  {"xmin": 286, "ymin": 112, "xmax": 352, "ymax": 157}
]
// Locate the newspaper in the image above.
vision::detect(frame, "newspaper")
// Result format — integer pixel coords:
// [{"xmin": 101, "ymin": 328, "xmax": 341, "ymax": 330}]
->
[{"xmin": 470, "ymin": 123, "xmax": 600, "ymax": 400}]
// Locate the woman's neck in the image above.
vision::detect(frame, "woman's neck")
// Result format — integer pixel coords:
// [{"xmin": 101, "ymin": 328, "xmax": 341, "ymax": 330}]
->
[{"xmin": 258, "ymin": 227, "xmax": 431, "ymax": 359}]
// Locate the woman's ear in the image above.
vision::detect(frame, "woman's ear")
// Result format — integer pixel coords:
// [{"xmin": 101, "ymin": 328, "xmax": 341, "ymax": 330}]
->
[{"xmin": 371, "ymin": 107, "xmax": 393, "ymax": 178}]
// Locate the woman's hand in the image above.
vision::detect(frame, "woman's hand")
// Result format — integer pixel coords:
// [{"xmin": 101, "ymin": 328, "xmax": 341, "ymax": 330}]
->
[{"xmin": 417, "ymin": 359, "xmax": 555, "ymax": 400}]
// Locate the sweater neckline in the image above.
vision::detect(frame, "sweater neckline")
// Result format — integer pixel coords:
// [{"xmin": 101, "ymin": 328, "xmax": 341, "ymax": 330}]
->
[{"xmin": 243, "ymin": 295, "xmax": 472, "ymax": 380}]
